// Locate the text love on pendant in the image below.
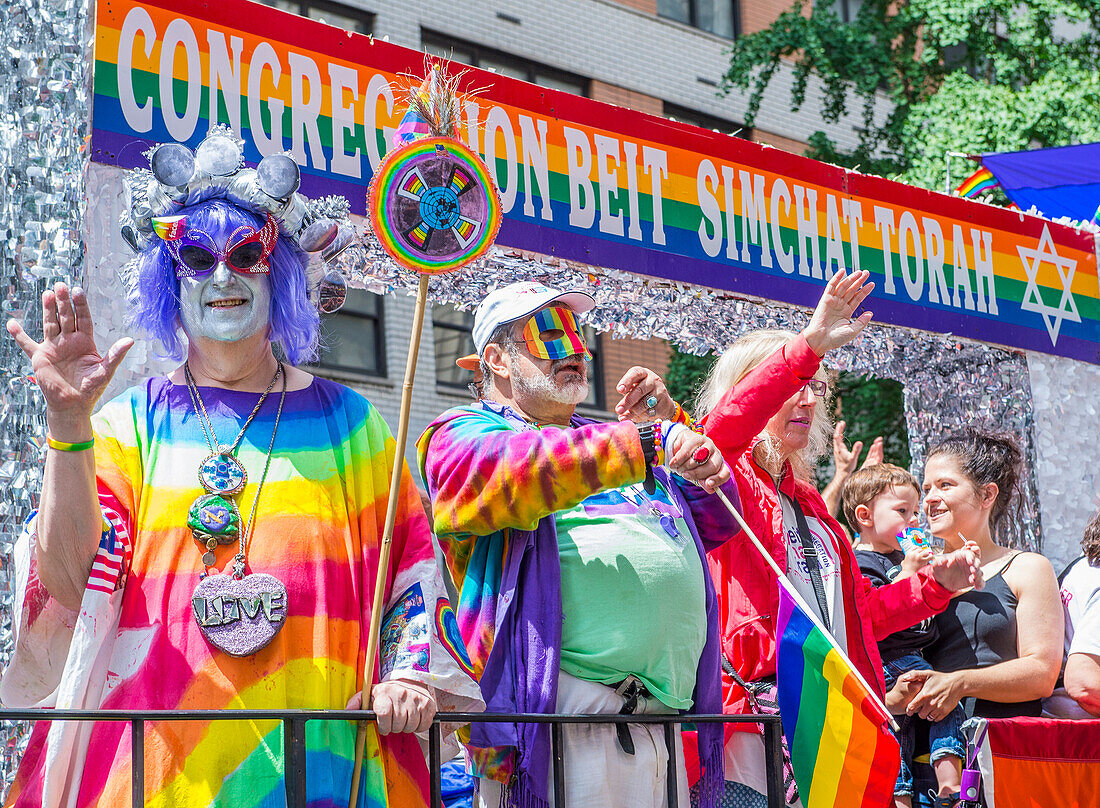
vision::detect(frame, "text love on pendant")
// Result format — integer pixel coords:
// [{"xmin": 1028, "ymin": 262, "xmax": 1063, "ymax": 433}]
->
[{"xmin": 192, "ymin": 591, "xmax": 287, "ymax": 627}]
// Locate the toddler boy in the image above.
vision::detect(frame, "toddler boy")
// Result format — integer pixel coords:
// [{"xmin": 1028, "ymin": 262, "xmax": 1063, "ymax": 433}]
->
[{"xmin": 844, "ymin": 463, "xmax": 966, "ymax": 808}]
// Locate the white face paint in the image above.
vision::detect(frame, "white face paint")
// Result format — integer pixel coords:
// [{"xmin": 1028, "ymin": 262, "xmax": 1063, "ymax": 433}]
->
[{"xmin": 178, "ymin": 261, "xmax": 272, "ymax": 344}]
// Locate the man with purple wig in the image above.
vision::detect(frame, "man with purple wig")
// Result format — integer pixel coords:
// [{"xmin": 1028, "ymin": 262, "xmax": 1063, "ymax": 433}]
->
[{"xmin": 1, "ymin": 128, "xmax": 482, "ymax": 808}]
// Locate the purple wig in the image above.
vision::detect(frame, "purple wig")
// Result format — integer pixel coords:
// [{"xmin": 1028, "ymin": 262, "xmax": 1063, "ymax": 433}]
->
[{"xmin": 129, "ymin": 199, "xmax": 320, "ymax": 365}]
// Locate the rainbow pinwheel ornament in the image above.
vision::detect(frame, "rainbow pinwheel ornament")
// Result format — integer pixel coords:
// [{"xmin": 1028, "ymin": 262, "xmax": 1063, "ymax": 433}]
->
[
  {"xmin": 353, "ymin": 64, "xmax": 501, "ymax": 806},
  {"xmin": 369, "ymin": 137, "xmax": 501, "ymax": 274}
]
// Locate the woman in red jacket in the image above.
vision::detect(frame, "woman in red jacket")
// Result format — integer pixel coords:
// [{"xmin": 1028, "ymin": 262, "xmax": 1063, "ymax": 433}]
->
[{"xmin": 696, "ymin": 269, "xmax": 983, "ymax": 808}]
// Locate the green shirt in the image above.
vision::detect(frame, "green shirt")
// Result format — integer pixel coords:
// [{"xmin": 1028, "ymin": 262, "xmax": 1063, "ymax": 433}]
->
[{"xmin": 555, "ymin": 480, "xmax": 707, "ymax": 710}]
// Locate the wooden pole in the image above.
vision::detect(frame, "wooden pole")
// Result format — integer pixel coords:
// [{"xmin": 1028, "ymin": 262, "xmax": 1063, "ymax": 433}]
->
[
  {"xmin": 349, "ymin": 273, "xmax": 431, "ymax": 806},
  {"xmin": 713, "ymin": 489, "xmax": 899, "ymax": 731}
]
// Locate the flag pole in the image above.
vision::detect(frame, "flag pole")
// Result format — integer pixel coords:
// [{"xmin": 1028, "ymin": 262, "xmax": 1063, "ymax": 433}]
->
[
  {"xmin": 714, "ymin": 489, "xmax": 899, "ymax": 730},
  {"xmin": 349, "ymin": 272, "xmax": 431, "ymax": 805}
]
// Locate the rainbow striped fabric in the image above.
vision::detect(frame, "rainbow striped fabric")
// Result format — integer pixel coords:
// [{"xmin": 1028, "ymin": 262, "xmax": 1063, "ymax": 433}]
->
[
  {"xmin": 3, "ymin": 376, "xmax": 481, "ymax": 808},
  {"xmin": 776, "ymin": 580, "xmax": 900, "ymax": 808},
  {"xmin": 392, "ymin": 105, "xmax": 431, "ymax": 146},
  {"xmin": 956, "ymin": 166, "xmax": 999, "ymax": 198}
]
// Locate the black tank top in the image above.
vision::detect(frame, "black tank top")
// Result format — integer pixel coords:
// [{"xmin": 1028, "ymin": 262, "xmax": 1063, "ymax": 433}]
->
[{"xmin": 925, "ymin": 553, "xmax": 1042, "ymax": 718}]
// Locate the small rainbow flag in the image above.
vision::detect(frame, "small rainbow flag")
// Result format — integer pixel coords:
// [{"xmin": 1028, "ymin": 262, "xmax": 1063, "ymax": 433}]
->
[
  {"xmin": 776, "ymin": 580, "xmax": 900, "ymax": 808},
  {"xmin": 956, "ymin": 165, "xmax": 999, "ymax": 198},
  {"xmin": 393, "ymin": 104, "xmax": 432, "ymax": 146}
]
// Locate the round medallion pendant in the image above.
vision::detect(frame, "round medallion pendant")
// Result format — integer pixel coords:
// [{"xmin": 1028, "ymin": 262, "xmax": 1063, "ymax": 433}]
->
[
  {"xmin": 199, "ymin": 452, "xmax": 247, "ymax": 495},
  {"xmin": 188, "ymin": 493, "xmax": 241, "ymax": 545}
]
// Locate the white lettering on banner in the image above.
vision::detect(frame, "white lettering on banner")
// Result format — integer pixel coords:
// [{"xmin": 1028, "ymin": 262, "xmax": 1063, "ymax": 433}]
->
[
  {"xmin": 950, "ymin": 224, "xmax": 977, "ymax": 310},
  {"xmin": 642, "ymin": 146, "xmax": 668, "ymax": 245},
  {"xmin": 362, "ymin": 73, "xmax": 392, "ymax": 171},
  {"xmin": 518, "ymin": 115, "xmax": 552, "ymax": 221},
  {"xmin": 160, "ymin": 19, "xmax": 201, "ymax": 141},
  {"xmin": 770, "ymin": 179, "xmax": 795, "ymax": 275},
  {"xmin": 106, "ymin": 9, "xmax": 1024, "ymax": 332},
  {"xmin": 874, "ymin": 206, "xmax": 897, "ymax": 295},
  {"xmin": 739, "ymin": 171, "xmax": 772, "ymax": 267},
  {"xmin": 564, "ymin": 126, "xmax": 595, "ymax": 228},
  {"xmin": 623, "ymin": 142, "xmax": 643, "ymax": 241},
  {"xmin": 973, "ymin": 229, "xmax": 999, "ymax": 314},
  {"xmin": 485, "ymin": 107, "xmax": 518, "ymax": 213},
  {"xmin": 118, "ymin": 7, "xmax": 155, "ymax": 133},
  {"xmin": 248, "ymin": 43, "xmax": 284, "ymax": 155},
  {"xmin": 923, "ymin": 217, "xmax": 951, "ymax": 305},
  {"xmin": 594, "ymin": 134, "xmax": 625, "ymax": 237},
  {"xmin": 697, "ymin": 160, "xmax": 722, "ymax": 258},
  {"xmin": 899, "ymin": 211, "xmax": 925, "ymax": 302},
  {"xmin": 824, "ymin": 194, "xmax": 846, "ymax": 277},
  {"xmin": 843, "ymin": 199, "xmax": 863, "ymax": 273},
  {"xmin": 288, "ymin": 52, "xmax": 327, "ymax": 171},
  {"xmin": 721, "ymin": 165, "xmax": 738, "ymax": 260},
  {"xmin": 207, "ymin": 31, "xmax": 243, "ymax": 137},
  {"xmin": 793, "ymin": 185, "xmax": 821, "ymax": 279},
  {"xmin": 328, "ymin": 63, "xmax": 361, "ymax": 178}
]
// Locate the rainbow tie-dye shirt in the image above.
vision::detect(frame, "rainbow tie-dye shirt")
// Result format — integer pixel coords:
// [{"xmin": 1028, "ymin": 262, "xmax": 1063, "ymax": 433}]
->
[{"xmin": 2, "ymin": 376, "xmax": 481, "ymax": 808}]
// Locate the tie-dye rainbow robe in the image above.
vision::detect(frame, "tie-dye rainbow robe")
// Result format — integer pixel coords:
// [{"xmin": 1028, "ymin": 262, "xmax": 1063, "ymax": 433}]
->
[{"xmin": 1, "ymin": 376, "xmax": 482, "ymax": 808}]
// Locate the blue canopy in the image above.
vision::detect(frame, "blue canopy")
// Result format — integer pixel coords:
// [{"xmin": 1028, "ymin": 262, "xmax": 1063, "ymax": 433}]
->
[{"xmin": 982, "ymin": 142, "xmax": 1100, "ymax": 223}]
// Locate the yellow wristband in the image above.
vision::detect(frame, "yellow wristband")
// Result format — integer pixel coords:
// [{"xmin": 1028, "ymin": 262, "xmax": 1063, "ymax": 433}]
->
[{"xmin": 46, "ymin": 434, "xmax": 94, "ymax": 452}]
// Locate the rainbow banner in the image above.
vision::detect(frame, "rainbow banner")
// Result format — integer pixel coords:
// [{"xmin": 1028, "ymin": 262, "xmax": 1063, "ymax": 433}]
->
[
  {"xmin": 90, "ymin": 0, "xmax": 1100, "ymax": 363},
  {"xmin": 956, "ymin": 166, "xmax": 999, "ymax": 199},
  {"xmin": 776, "ymin": 581, "xmax": 900, "ymax": 808}
]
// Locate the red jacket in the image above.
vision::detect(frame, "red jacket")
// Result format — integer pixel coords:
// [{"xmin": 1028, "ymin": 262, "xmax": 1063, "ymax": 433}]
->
[{"xmin": 702, "ymin": 334, "xmax": 952, "ymax": 728}]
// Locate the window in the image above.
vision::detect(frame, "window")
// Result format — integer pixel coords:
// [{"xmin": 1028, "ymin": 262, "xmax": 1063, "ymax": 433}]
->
[
  {"xmin": 315, "ymin": 288, "xmax": 386, "ymax": 377},
  {"xmin": 432, "ymin": 304, "xmax": 606, "ymax": 410},
  {"xmin": 663, "ymin": 102, "xmax": 750, "ymax": 139},
  {"xmin": 421, "ymin": 32, "xmax": 589, "ymax": 97},
  {"xmin": 831, "ymin": 0, "xmax": 864, "ymax": 23},
  {"xmin": 261, "ymin": 0, "xmax": 373, "ymax": 34},
  {"xmin": 433, "ymin": 306, "xmax": 477, "ymax": 391},
  {"xmin": 658, "ymin": 0, "xmax": 739, "ymax": 39}
]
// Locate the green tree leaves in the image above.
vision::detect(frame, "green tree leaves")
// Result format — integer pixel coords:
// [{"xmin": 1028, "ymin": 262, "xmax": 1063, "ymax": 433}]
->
[{"xmin": 723, "ymin": 0, "xmax": 1100, "ymax": 190}]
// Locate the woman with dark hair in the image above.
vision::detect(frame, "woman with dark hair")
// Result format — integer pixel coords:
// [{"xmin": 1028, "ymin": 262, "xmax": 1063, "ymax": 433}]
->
[
  {"xmin": 903, "ymin": 429, "xmax": 1064, "ymax": 721},
  {"xmin": 1, "ymin": 133, "xmax": 482, "ymax": 808}
]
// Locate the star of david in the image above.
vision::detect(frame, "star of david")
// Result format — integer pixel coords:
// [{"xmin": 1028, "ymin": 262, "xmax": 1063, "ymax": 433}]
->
[{"xmin": 1017, "ymin": 224, "xmax": 1080, "ymax": 346}]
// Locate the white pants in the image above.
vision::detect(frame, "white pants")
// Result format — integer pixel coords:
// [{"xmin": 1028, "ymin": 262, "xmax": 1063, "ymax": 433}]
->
[{"xmin": 476, "ymin": 671, "xmax": 689, "ymax": 808}]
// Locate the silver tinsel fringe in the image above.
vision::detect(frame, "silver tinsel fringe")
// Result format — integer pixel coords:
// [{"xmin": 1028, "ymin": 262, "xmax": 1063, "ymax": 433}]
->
[{"xmin": 0, "ymin": 0, "xmax": 94, "ymax": 790}]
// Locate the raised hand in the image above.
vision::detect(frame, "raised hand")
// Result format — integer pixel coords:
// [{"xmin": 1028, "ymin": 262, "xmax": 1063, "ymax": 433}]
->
[
  {"xmin": 7, "ymin": 283, "xmax": 133, "ymax": 431},
  {"xmin": 803, "ymin": 269, "xmax": 874, "ymax": 356},
  {"xmin": 832, "ymin": 421, "xmax": 885, "ymax": 476},
  {"xmin": 832, "ymin": 420, "xmax": 865, "ymax": 476}
]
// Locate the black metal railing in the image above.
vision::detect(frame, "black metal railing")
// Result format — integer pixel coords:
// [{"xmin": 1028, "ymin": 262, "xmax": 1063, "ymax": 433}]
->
[{"xmin": 0, "ymin": 708, "xmax": 785, "ymax": 808}]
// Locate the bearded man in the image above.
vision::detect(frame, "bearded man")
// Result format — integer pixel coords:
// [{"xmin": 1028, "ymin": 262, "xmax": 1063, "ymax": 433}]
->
[{"xmin": 417, "ymin": 281, "xmax": 742, "ymax": 808}]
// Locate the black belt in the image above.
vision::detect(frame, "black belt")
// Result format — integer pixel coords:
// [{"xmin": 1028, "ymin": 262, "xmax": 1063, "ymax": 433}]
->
[{"xmin": 611, "ymin": 676, "xmax": 651, "ymax": 756}]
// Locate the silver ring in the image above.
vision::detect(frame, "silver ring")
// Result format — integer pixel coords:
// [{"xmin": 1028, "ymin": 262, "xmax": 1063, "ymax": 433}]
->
[{"xmin": 644, "ymin": 395, "xmax": 658, "ymax": 410}]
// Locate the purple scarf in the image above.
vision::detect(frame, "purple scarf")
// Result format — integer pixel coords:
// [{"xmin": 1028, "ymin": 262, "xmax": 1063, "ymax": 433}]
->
[{"xmin": 467, "ymin": 405, "xmax": 728, "ymax": 808}]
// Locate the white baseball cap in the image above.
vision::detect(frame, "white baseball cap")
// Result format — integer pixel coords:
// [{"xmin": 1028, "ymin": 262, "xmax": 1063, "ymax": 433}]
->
[{"xmin": 471, "ymin": 281, "xmax": 595, "ymax": 355}]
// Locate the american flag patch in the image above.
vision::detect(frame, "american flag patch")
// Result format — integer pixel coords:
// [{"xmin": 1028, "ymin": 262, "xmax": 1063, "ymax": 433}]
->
[{"xmin": 86, "ymin": 507, "xmax": 131, "ymax": 595}]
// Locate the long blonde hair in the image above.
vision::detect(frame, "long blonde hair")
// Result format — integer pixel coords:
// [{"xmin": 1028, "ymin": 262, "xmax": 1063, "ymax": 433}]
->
[{"xmin": 695, "ymin": 329, "xmax": 833, "ymax": 481}]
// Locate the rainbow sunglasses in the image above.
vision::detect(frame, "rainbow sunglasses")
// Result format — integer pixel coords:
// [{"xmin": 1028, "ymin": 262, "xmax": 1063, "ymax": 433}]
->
[
  {"xmin": 521, "ymin": 306, "xmax": 592, "ymax": 361},
  {"xmin": 151, "ymin": 213, "xmax": 280, "ymax": 279}
]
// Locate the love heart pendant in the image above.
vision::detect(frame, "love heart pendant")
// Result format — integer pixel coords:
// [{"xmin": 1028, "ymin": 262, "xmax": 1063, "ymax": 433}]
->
[{"xmin": 191, "ymin": 573, "xmax": 288, "ymax": 657}]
